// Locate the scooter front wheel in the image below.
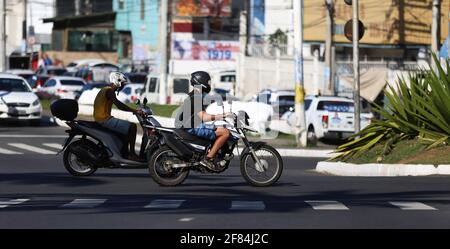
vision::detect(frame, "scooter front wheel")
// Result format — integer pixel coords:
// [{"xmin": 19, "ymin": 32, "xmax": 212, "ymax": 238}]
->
[
  {"xmin": 63, "ymin": 140, "xmax": 98, "ymax": 177},
  {"xmin": 148, "ymin": 146, "xmax": 189, "ymax": 186}
]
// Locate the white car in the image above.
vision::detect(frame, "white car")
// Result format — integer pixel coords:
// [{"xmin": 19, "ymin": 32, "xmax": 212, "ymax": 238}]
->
[
  {"xmin": 283, "ymin": 95, "xmax": 373, "ymax": 143},
  {"xmin": 117, "ymin": 83, "xmax": 144, "ymax": 104},
  {"xmin": 39, "ymin": 76, "xmax": 86, "ymax": 99},
  {"xmin": 0, "ymin": 73, "xmax": 42, "ymax": 123},
  {"xmin": 66, "ymin": 59, "xmax": 106, "ymax": 73}
]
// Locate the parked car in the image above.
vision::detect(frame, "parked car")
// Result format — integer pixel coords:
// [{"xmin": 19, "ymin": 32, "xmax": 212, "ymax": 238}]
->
[
  {"xmin": 282, "ymin": 95, "xmax": 373, "ymax": 144},
  {"xmin": 0, "ymin": 73, "xmax": 42, "ymax": 124},
  {"xmin": 6, "ymin": 69, "xmax": 35, "ymax": 87},
  {"xmin": 75, "ymin": 62, "xmax": 119, "ymax": 83},
  {"xmin": 36, "ymin": 66, "xmax": 68, "ymax": 77},
  {"xmin": 252, "ymin": 89, "xmax": 295, "ymax": 117},
  {"xmin": 210, "ymin": 70, "xmax": 236, "ymax": 95},
  {"xmin": 117, "ymin": 83, "xmax": 144, "ymax": 104},
  {"xmin": 66, "ymin": 59, "xmax": 106, "ymax": 73},
  {"xmin": 124, "ymin": 72, "xmax": 147, "ymax": 84},
  {"xmin": 141, "ymin": 74, "xmax": 191, "ymax": 104},
  {"xmin": 39, "ymin": 76, "xmax": 86, "ymax": 100},
  {"xmin": 74, "ymin": 82, "xmax": 109, "ymax": 100}
]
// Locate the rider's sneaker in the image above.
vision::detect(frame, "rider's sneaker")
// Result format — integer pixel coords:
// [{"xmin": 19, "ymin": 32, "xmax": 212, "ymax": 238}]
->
[{"xmin": 200, "ymin": 158, "xmax": 216, "ymax": 171}]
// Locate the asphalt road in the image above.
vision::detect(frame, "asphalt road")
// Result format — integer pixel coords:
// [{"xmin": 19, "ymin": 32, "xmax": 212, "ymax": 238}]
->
[{"xmin": 2, "ymin": 118, "xmax": 450, "ymax": 229}]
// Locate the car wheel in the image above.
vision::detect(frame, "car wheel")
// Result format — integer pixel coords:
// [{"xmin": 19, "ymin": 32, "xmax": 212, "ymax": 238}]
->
[{"xmin": 307, "ymin": 125, "xmax": 318, "ymax": 146}]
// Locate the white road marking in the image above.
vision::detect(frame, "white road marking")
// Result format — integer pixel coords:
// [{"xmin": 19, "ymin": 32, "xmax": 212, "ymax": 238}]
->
[
  {"xmin": 145, "ymin": 199, "xmax": 185, "ymax": 209},
  {"xmin": 389, "ymin": 201, "xmax": 437, "ymax": 210},
  {"xmin": 306, "ymin": 200, "xmax": 349, "ymax": 210},
  {"xmin": 230, "ymin": 201, "xmax": 266, "ymax": 210},
  {"xmin": 0, "ymin": 147, "xmax": 23, "ymax": 155},
  {"xmin": 0, "ymin": 199, "xmax": 29, "ymax": 208},
  {"xmin": 43, "ymin": 143, "xmax": 63, "ymax": 150},
  {"xmin": 178, "ymin": 217, "xmax": 195, "ymax": 222},
  {"xmin": 62, "ymin": 199, "xmax": 107, "ymax": 208},
  {"xmin": 8, "ymin": 143, "xmax": 58, "ymax": 155}
]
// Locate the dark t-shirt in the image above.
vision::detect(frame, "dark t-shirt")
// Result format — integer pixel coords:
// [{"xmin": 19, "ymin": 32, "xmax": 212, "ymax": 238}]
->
[{"xmin": 175, "ymin": 91, "xmax": 212, "ymax": 129}]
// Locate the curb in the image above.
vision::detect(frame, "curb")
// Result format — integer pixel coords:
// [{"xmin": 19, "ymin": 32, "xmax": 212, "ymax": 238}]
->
[{"xmin": 316, "ymin": 161, "xmax": 450, "ymax": 176}]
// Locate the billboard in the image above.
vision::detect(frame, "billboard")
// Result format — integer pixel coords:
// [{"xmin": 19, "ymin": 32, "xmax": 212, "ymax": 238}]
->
[
  {"xmin": 172, "ymin": 39, "xmax": 239, "ymax": 60},
  {"xmin": 304, "ymin": 0, "xmax": 450, "ymax": 45},
  {"xmin": 175, "ymin": 0, "xmax": 232, "ymax": 17}
]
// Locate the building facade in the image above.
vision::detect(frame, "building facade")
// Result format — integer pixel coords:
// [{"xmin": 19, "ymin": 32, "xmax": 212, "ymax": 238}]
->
[
  {"xmin": 44, "ymin": 0, "xmax": 119, "ymax": 65},
  {"xmin": 114, "ymin": 0, "xmax": 160, "ymax": 69}
]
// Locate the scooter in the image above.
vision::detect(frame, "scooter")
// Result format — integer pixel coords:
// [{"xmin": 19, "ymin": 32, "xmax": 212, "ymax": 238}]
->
[{"xmin": 51, "ymin": 98, "xmax": 162, "ymax": 176}]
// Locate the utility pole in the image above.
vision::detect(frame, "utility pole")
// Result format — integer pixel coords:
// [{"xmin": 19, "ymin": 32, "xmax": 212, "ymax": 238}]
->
[
  {"xmin": 0, "ymin": 0, "xmax": 6, "ymax": 71},
  {"xmin": 431, "ymin": 0, "xmax": 441, "ymax": 70},
  {"xmin": 293, "ymin": 0, "xmax": 307, "ymax": 147},
  {"xmin": 159, "ymin": 0, "xmax": 169, "ymax": 104},
  {"xmin": 353, "ymin": 0, "xmax": 361, "ymax": 134},
  {"xmin": 325, "ymin": 0, "xmax": 334, "ymax": 95},
  {"xmin": 22, "ymin": 0, "xmax": 27, "ymax": 55}
]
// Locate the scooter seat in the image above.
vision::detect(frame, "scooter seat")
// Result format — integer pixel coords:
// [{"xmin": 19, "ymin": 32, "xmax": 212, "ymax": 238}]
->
[{"xmin": 174, "ymin": 128, "xmax": 212, "ymax": 147}]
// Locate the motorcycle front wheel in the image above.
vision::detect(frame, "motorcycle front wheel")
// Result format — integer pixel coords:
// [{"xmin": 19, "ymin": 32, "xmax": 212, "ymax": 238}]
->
[
  {"xmin": 240, "ymin": 144, "xmax": 283, "ymax": 187},
  {"xmin": 148, "ymin": 146, "xmax": 189, "ymax": 186}
]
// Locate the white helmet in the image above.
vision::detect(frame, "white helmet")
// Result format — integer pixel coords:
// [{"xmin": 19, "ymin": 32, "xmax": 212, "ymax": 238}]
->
[{"xmin": 109, "ymin": 72, "xmax": 128, "ymax": 88}]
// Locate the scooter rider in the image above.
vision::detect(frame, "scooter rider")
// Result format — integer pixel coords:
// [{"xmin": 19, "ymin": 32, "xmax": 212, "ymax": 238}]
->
[
  {"xmin": 93, "ymin": 72, "xmax": 143, "ymax": 161},
  {"xmin": 176, "ymin": 71, "xmax": 233, "ymax": 170}
]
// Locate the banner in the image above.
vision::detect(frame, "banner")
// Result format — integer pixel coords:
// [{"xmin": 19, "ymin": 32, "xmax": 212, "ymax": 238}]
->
[
  {"xmin": 172, "ymin": 40, "xmax": 239, "ymax": 60},
  {"xmin": 175, "ymin": 0, "xmax": 232, "ymax": 17}
]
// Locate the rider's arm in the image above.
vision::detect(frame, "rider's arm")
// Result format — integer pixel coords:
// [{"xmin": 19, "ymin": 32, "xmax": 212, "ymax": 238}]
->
[
  {"xmin": 106, "ymin": 88, "xmax": 138, "ymax": 114},
  {"xmin": 198, "ymin": 111, "xmax": 228, "ymax": 122}
]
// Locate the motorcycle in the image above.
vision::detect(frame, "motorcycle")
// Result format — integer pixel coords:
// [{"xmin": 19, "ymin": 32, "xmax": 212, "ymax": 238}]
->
[
  {"xmin": 51, "ymin": 98, "xmax": 162, "ymax": 176},
  {"xmin": 146, "ymin": 99, "xmax": 283, "ymax": 187}
]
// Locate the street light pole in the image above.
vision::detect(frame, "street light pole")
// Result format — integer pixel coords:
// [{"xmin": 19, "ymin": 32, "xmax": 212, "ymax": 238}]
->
[
  {"xmin": 353, "ymin": 0, "xmax": 361, "ymax": 134},
  {"xmin": 159, "ymin": 0, "xmax": 169, "ymax": 104},
  {"xmin": 293, "ymin": 0, "xmax": 307, "ymax": 147}
]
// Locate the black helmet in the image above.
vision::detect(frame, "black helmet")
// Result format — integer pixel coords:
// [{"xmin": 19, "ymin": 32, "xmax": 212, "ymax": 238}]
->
[{"xmin": 191, "ymin": 71, "xmax": 211, "ymax": 93}]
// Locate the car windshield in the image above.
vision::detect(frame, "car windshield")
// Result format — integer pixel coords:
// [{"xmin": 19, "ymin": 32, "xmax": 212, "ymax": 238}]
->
[
  {"xmin": 127, "ymin": 74, "xmax": 146, "ymax": 84},
  {"xmin": 48, "ymin": 69, "xmax": 67, "ymax": 76},
  {"xmin": 0, "ymin": 78, "xmax": 31, "ymax": 92},
  {"xmin": 61, "ymin": 80, "xmax": 84, "ymax": 86},
  {"xmin": 278, "ymin": 95, "xmax": 295, "ymax": 103}
]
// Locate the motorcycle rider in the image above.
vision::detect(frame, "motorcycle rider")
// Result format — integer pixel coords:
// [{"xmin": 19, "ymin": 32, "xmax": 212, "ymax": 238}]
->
[
  {"xmin": 93, "ymin": 72, "xmax": 143, "ymax": 161},
  {"xmin": 176, "ymin": 71, "xmax": 233, "ymax": 170}
]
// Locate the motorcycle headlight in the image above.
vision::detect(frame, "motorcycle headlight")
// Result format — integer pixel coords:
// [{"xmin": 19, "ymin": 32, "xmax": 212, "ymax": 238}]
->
[{"xmin": 32, "ymin": 99, "xmax": 40, "ymax": 106}]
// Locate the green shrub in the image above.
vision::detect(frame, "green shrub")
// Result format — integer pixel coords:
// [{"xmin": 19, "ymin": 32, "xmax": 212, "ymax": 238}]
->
[{"xmin": 333, "ymin": 54, "xmax": 450, "ymax": 161}]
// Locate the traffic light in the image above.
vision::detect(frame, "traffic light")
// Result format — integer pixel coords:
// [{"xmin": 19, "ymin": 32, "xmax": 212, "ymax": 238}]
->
[{"xmin": 343, "ymin": 0, "xmax": 365, "ymax": 42}]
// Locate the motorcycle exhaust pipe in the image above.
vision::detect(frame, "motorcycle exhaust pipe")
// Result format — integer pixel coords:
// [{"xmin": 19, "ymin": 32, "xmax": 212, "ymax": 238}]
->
[{"xmin": 171, "ymin": 162, "xmax": 199, "ymax": 169}]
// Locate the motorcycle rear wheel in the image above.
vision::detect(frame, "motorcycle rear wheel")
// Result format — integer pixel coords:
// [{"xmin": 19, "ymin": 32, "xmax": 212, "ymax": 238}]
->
[
  {"xmin": 148, "ymin": 146, "xmax": 189, "ymax": 186},
  {"xmin": 63, "ymin": 140, "xmax": 98, "ymax": 177}
]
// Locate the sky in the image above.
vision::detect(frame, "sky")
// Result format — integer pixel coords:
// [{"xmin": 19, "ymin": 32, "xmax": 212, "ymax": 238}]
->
[{"xmin": 27, "ymin": 0, "xmax": 55, "ymax": 34}]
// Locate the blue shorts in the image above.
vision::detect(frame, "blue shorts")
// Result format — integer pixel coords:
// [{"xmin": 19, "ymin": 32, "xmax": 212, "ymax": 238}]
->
[
  {"xmin": 100, "ymin": 117, "xmax": 131, "ymax": 135},
  {"xmin": 188, "ymin": 123, "xmax": 216, "ymax": 141}
]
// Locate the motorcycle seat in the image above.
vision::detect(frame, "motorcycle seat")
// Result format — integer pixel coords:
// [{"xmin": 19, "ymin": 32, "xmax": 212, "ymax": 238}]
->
[
  {"xmin": 174, "ymin": 128, "xmax": 212, "ymax": 147},
  {"xmin": 77, "ymin": 120, "xmax": 127, "ymax": 140}
]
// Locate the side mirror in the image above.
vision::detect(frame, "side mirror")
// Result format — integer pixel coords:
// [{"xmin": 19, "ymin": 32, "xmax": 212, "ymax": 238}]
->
[
  {"xmin": 143, "ymin": 97, "xmax": 148, "ymax": 105},
  {"xmin": 289, "ymin": 106, "xmax": 294, "ymax": 112},
  {"xmin": 136, "ymin": 99, "xmax": 141, "ymax": 105}
]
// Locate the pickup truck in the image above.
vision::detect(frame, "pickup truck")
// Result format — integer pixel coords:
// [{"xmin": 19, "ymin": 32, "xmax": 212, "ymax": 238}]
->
[{"xmin": 283, "ymin": 95, "xmax": 373, "ymax": 144}]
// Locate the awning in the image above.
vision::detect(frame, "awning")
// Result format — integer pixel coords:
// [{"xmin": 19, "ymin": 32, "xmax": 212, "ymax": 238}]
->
[{"xmin": 340, "ymin": 68, "xmax": 388, "ymax": 102}]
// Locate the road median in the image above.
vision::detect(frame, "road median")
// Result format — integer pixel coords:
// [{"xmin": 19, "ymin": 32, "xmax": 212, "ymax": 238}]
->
[{"xmin": 316, "ymin": 161, "xmax": 450, "ymax": 176}]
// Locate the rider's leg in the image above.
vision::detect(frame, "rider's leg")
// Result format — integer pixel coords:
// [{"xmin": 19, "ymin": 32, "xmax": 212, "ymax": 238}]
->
[
  {"xmin": 207, "ymin": 127, "xmax": 230, "ymax": 159},
  {"xmin": 128, "ymin": 123, "xmax": 138, "ymax": 157}
]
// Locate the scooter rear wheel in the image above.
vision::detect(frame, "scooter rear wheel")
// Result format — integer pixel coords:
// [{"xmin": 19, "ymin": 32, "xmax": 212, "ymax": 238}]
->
[
  {"xmin": 148, "ymin": 146, "xmax": 189, "ymax": 186},
  {"xmin": 63, "ymin": 140, "xmax": 98, "ymax": 176}
]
